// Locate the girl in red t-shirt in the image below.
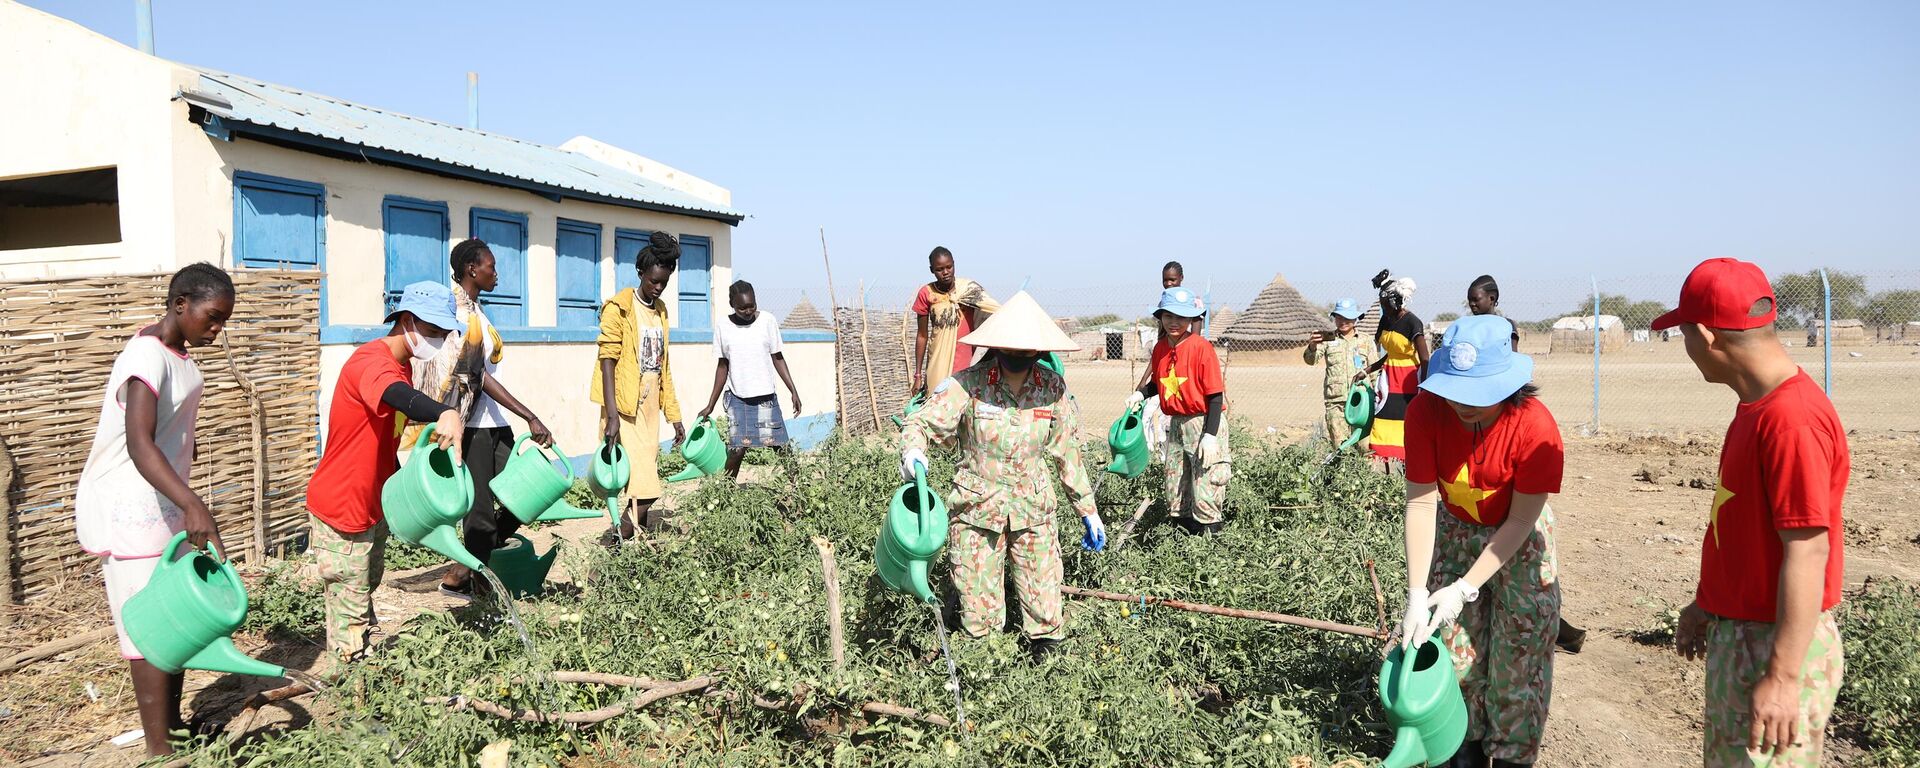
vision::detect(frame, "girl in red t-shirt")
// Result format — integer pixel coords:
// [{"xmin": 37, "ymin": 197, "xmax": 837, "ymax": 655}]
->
[
  {"xmin": 1396, "ymin": 315, "xmax": 1564, "ymax": 768},
  {"xmin": 1126, "ymin": 287, "xmax": 1229, "ymax": 535}
]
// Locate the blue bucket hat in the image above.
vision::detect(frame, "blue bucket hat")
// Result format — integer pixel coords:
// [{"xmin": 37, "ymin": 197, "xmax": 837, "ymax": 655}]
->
[
  {"xmin": 1419, "ymin": 315, "xmax": 1535, "ymax": 407},
  {"xmin": 384, "ymin": 281, "xmax": 462, "ymax": 332},
  {"xmin": 1330, "ymin": 298, "xmax": 1362, "ymax": 321},
  {"xmin": 1154, "ymin": 287, "xmax": 1206, "ymax": 318}
]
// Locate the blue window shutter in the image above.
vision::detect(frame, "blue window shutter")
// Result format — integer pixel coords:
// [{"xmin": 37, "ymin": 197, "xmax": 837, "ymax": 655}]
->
[
  {"xmin": 676, "ymin": 234, "xmax": 712, "ymax": 331},
  {"xmin": 470, "ymin": 208, "xmax": 528, "ymax": 326},
  {"xmin": 233, "ymin": 172, "xmax": 324, "ymax": 270},
  {"xmin": 381, "ymin": 197, "xmax": 450, "ymax": 314},
  {"xmin": 555, "ymin": 218, "xmax": 602, "ymax": 328},
  {"xmin": 613, "ymin": 228, "xmax": 650, "ymax": 295}
]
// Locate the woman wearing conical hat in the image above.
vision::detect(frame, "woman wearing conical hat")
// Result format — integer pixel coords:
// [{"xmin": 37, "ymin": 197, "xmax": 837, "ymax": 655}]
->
[{"xmin": 900, "ymin": 291, "xmax": 1103, "ymax": 660}]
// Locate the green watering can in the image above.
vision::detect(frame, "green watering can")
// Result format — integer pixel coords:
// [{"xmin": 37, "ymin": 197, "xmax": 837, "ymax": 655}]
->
[
  {"xmin": 121, "ymin": 531, "xmax": 285, "ymax": 677},
  {"xmin": 1104, "ymin": 401, "xmax": 1150, "ymax": 478},
  {"xmin": 486, "ymin": 534, "xmax": 558, "ymax": 598},
  {"xmin": 588, "ymin": 439, "xmax": 629, "ymax": 526},
  {"xmin": 382, "ymin": 425, "xmax": 484, "ymax": 572},
  {"xmin": 490, "ymin": 436, "xmax": 602, "ymax": 523},
  {"xmin": 890, "ymin": 392, "xmax": 928, "ymax": 429},
  {"xmin": 1340, "ymin": 384, "xmax": 1374, "ymax": 451},
  {"xmin": 874, "ymin": 465, "xmax": 949, "ymax": 604},
  {"xmin": 1378, "ymin": 638, "xmax": 1468, "ymax": 768},
  {"xmin": 667, "ymin": 416, "xmax": 725, "ymax": 482}
]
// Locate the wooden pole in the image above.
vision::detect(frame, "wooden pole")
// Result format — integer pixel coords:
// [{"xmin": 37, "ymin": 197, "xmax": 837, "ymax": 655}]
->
[
  {"xmin": 857, "ymin": 281, "xmax": 881, "ymax": 433},
  {"xmin": 1061, "ymin": 585, "xmax": 1384, "ymax": 639},
  {"xmin": 221, "ymin": 332, "xmax": 269, "ymax": 563},
  {"xmin": 0, "ymin": 436, "xmax": 15, "ymax": 619},
  {"xmin": 0, "ymin": 627, "xmax": 116, "ymax": 675},
  {"xmin": 818, "ymin": 227, "xmax": 839, "ymax": 313},
  {"xmin": 811, "ymin": 536, "xmax": 846, "ymax": 675},
  {"xmin": 1107, "ymin": 497, "xmax": 1153, "ymax": 553}
]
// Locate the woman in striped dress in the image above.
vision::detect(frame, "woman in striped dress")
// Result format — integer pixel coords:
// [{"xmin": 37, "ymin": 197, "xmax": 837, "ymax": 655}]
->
[{"xmin": 1357, "ymin": 272, "xmax": 1428, "ymax": 462}]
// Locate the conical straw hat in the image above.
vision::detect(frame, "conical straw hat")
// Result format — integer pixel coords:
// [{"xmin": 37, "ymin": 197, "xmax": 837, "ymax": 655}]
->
[{"xmin": 960, "ymin": 291, "xmax": 1081, "ymax": 352}]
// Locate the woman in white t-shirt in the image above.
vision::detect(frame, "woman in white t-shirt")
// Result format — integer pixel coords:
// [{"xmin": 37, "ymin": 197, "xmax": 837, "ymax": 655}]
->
[
  {"xmin": 74, "ymin": 263, "xmax": 235, "ymax": 756},
  {"xmin": 697, "ymin": 281, "xmax": 804, "ymax": 479},
  {"xmin": 424, "ymin": 239, "xmax": 556, "ymax": 601}
]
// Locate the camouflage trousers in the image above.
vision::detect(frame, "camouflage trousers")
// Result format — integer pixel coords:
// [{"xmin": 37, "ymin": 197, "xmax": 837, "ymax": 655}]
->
[
  {"xmin": 310, "ymin": 514, "xmax": 387, "ymax": 665},
  {"xmin": 1430, "ymin": 504, "xmax": 1561, "ymax": 763},
  {"xmin": 1704, "ymin": 612, "xmax": 1844, "ymax": 767},
  {"xmin": 948, "ymin": 520, "xmax": 1065, "ymax": 640},
  {"xmin": 1163, "ymin": 415, "xmax": 1230, "ymax": 525}
]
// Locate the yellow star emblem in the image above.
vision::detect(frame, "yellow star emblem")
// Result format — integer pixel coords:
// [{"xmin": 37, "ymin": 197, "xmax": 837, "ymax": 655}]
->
[
  {"xmin": 1158, "ymin": 364, "xmax": 1188, "ymax": 407},
  {"xmin": 1441, "ymin": 464, "xmax": 1495, "ymax": 524},
  {"xmin": 1709, "ymin": 481, "xmax": 1735, "ymax": 549}
]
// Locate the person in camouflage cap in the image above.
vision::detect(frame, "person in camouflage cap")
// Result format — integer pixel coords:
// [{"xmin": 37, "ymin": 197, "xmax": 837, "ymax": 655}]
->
[{"xmin": 901, "ymin": 291, "xmax": 1103, "ymax": 660}]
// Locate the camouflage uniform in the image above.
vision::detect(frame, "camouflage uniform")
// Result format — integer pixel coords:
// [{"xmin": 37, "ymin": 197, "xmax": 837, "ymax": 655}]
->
[
  {"xmin": 903, "ymin": 361, "xmax": 1095, "ymax": 640},
  {"xmin": 310, "ymin": 514, "xmax": 387, "ymax": 665},
  {"xmin": 1703, "ymin": 612, "xmax": 1845, "ymax": 768},
  {"xmin": 1303, "ymin": 332, "xmax": 1368, "ymax": 447},
  {"xmin": 1163, "ymin": 416, "xmax": 1230, "ymax": 526},
  {"xmin": 1429, "ymin": 503, "xmax": 1561, "ymax": 764}
]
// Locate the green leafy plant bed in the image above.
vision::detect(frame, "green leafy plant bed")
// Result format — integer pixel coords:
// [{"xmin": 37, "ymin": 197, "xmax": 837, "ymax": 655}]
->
[{"xmin": 181, "ymin": 427, "xmax": 1416, "ymax": 766}]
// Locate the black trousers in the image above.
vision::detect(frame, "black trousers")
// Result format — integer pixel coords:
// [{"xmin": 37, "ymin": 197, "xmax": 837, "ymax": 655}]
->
[{"xmin": 460, "ymin": 426, "xmax": 520, "ymax": 569}]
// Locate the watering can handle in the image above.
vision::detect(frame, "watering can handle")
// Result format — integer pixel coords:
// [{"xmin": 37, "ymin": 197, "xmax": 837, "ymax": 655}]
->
[
  {"xmin": 913, "ymin": 464, "xmax": 934, "ymax": 537},
  {"xmin": 159, "ymin": 529, "xmax": 223, "ymax": 566},
  {"xmin": 514, "ymin": 434, "xmax": 576, "ymax": 481},
  {"xmin": 413, "ymin": 423, "xmax": 439, "ymax": 450},
  {"xmin": 1397, "ymin": 637, "xmax": 1419, "ymax": 696}
]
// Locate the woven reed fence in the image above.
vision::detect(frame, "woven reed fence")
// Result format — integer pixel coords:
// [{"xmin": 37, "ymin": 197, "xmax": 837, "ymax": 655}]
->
[
  {"xmin": 0, "ymin": 270, "xmax": 321, "ymax": 603},
  {"xmin": 833, "ymin": 306, "xmax": 916, "ymax": 437}
]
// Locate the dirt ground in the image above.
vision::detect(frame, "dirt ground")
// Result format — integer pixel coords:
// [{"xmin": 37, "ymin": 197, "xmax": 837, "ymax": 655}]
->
[{"xmin": 5, "ymin": 429, "xmax": 1917, "ymax": 766}]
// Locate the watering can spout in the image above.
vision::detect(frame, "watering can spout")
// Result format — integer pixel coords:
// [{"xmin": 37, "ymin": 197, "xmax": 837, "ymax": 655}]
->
[
  {"xmin": 537, "ymin": 499, "xmax": 605, "ymax": 522},
  {"xmin": 184, "ymin": 636, "xmax": 285, "ymax": 678},
  {"xmin": 421, "ymin": 527, "xmax": 484, "ymax": 571},
  {"xmin": 1380, "ymin": 726, "xmax": 1430, "ymax": 768},
  {"xmin": 907, "ymin": 558, "xmax": 937, "ymax": 604}
]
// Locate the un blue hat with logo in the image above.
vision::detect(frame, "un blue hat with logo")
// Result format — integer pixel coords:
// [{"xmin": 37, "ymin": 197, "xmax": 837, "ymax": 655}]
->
[
  {"xmin": 1154, "ymin": 287, "xmax": 1206, "ymax": 318},
  {"xmin": 1330, "ymin": 298, "xmax": 1362, "ymax": 320},
  {"xmin": 1419, "ymin": 315, "xmax": 1535, "ymax": 407},
  {"xmin": 383, "ymin": 281, "xmax": 462, "ymax": 332}
]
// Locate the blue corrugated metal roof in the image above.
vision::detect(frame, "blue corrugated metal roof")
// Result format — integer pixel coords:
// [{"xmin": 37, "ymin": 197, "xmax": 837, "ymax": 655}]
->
[{"xmin": 188, "ymin": 69, "xmax": 744, "ymax": 224}]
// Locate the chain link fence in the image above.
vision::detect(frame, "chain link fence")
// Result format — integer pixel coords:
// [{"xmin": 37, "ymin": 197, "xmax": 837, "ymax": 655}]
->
[{"xmin": 756, "ymin": 268, "xmax": 1920, "ymax": 440}]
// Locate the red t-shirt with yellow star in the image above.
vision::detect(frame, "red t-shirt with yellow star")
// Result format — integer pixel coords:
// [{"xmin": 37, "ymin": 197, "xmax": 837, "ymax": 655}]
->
[
  {"xmin": 1698, "ymin": 370, "xmax": 1848, "ymax": 623},
  {"xmin": 1148, "ymin": 334, "xmax": 1224, "ymax": 417},
  {"xmin": 1404, "ymin": 392, "xmax": 1563, "ymax": 527}
]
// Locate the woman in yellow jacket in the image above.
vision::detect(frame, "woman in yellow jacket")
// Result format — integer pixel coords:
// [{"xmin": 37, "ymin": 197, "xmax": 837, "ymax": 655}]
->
[{"xmin": 592, "ymin": 232, "xmax": 687, "ymax": 539}]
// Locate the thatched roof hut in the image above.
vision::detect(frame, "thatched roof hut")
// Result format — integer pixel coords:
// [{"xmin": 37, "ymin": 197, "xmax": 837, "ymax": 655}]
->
[
  {"xmin": 1221, "ymin": 274, "xmax": 1327, "ymax": 349},
  {"xmin": 783, "ymin": 294, "xmax": 831, "ymax": 331},
  {"xmin": 1357, "ymin": 299, "xmax": 1382, "ymax": 339},
  {"xmin": 1208, "ymin": 306, "xmax": 1239, "ymax": 338}
]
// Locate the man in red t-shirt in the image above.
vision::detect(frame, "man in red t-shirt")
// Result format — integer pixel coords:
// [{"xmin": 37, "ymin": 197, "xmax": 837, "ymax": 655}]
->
[
  {"xmin": 1127, "ymin": 287, "xmax": 1229, "ymax": 535},
  {"xmin": 1657, "ymin": 259, "xmax": 1850, "ymax": 767},
  {"xmin": 306, "ymin": 282, "xmax": 466, "ymax": 665}
]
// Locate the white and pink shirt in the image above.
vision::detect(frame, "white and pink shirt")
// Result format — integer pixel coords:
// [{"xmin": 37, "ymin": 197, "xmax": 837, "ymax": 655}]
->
[{"xmin": 74, "ymin": 332, "xmax": 203, "ymax": 559}]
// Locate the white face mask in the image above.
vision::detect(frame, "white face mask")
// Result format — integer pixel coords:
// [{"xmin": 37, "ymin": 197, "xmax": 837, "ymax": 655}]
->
[{"xmin": 405, "ymin": 319, "xmax": 448, "ymax": 362}]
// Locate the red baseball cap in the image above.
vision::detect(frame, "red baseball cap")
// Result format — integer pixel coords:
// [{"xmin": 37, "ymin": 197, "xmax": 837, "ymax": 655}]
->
[{"xmin": 1649, "ymin": 258, "xmax": 1778, "ymax": 331}]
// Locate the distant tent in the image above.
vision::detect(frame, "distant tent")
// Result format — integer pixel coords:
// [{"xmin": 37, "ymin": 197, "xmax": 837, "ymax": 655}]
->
[
  {"xmin": 783, "ymin": 294, "xmax": 830, "ymax": 330},
  {"xmin": 1221, "ymin": 274, "xmax": 1327, "ymax": 349},
  {"xmin": 1208, "ymin": 306, "xmax": 1239, "ymax": 338}
]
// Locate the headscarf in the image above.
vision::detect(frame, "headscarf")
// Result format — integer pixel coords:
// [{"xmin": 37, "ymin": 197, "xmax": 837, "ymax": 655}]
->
[{"xmin": 1381, "ymin": 276, "xmax": 1417, "ymax": 303}]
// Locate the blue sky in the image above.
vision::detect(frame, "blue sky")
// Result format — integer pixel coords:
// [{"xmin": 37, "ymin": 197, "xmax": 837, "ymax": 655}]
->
[{"xmin": 29, "ymin": 1, "xmax": 1920, "ymax": 320}]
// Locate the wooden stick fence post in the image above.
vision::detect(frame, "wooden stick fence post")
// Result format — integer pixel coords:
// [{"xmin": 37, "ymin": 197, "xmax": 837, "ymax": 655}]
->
[
  {"xmin": 0, "ymin": 437, "xmax": 15, "ymax": 618},
  {"xmin": 222, "ymin": 332, "xmax": 270, "ymax": 563},
  {"xmin": 857, "ymin": 281, "xmax": 881, "ymax": 433}
]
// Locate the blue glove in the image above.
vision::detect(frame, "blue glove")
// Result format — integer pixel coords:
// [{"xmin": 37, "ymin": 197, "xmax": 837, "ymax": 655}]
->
[{"xmin": 1080, "ymin": 512, "xmax": 1106, "ymax": 552}]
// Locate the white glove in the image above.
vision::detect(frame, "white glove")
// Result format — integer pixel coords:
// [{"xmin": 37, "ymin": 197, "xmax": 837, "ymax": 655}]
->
[
  {"xmin": 1426, "ymin": 579, "xmax": 1478, "ymax": 633},
  {"xmin": 900, "ymin": 448, "xmax": 928, "ymax": 482},
  {"xmin": 1398, "ymin": 588, "xmax": 1433, "ymax": 649},
  {"xmin": 1124, "ymin": 391, "xmax": 1146, "ymax": 409},
  {"xmin": 1198, "ymin": 433, "xmax": 1221, "ymax": 466}
]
